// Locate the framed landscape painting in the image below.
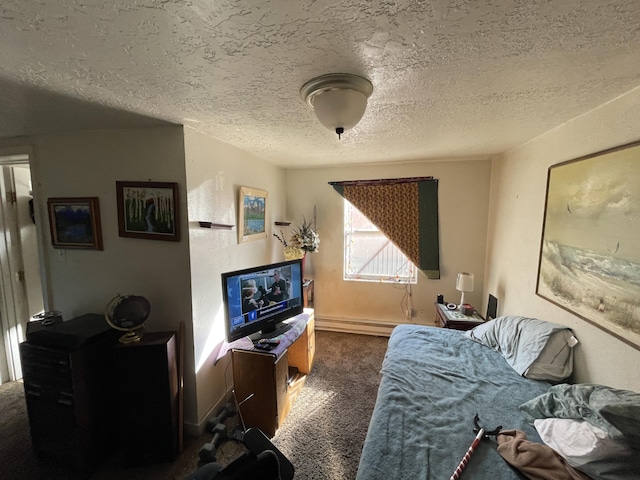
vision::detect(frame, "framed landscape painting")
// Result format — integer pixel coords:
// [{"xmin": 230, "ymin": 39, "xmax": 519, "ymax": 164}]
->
[
  {"xmin": 116, "ymin": 181, "xmax": 179, "ymax": 241},
  {"xmin": 47, "ymin": 197, "xmax": 103, "ymax": 250},
  {"xmin": 238, "ymin": 186, "xmax": 267, "ymax": 243},
  {"xmin": 536, "ymin": 140, "xmax": 640, "ymax": 350}
]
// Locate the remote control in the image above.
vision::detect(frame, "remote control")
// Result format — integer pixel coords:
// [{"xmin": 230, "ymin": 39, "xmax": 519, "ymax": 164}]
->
[
  {"xmin": 258, "ymin": 339, "xmax": 281, "ymax": 345},
  {"xmin": 254, "ymin": 343, "xmax": 273, "ymax": 351}
]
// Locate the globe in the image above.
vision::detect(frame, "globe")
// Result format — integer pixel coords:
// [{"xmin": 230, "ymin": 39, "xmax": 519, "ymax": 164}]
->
[{"xmin": 105, "ymin": 294, "xmax": 151, "ymax": 343}]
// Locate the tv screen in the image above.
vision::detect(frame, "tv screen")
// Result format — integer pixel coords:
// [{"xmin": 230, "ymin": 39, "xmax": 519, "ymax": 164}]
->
[{"xmin": 221, "ymin": 259, "xmax": 304, "ymax": 342}]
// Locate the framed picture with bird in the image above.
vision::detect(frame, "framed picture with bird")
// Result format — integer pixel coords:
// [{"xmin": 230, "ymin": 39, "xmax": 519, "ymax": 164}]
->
[{"xmin": 536, "ymin": 140, "xmax": 640, "ymax": 350}]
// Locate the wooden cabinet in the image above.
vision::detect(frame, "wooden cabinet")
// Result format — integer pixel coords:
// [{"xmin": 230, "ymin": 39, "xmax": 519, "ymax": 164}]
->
[
  {"xmin": 19, "ymin": 314, "xmax": 119, "ymax": 478},
  {"xmin": 20, "ymin": 317, "xmax": 179, "ymax": 473},
  {"xmin": 113, "ymin": 332, "xmax": 179, "ymax": 466},
  {"xmin": 286, "ymin": 314, "xmax": 315, "ymax": 375},
  {"xmin": 232, "ymin": 312, "xmax": 315, "ymax": 437}
]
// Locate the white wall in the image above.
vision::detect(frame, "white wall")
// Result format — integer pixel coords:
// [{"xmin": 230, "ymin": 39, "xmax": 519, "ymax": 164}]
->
[
  {"xmin": 485, "ymin": 86, "xmax": 640, "ymax": 392},
  {"xmin": 29, "ymin": 127, "xmax": 190, "ymax": 322},
  {"xmin": 21, "ymin": 126, "xmax": 198, "ymax": 419},
  {"xmin": 285, "ymin": 160, "xmax": 491, "ymax": 329},
  {"xmin": 2, "ymin": 125, "xmax": 289, "ymax": 435},
  {"xmin": 183, "ymin": 127, "xmax": 287, "ymax": 431}
]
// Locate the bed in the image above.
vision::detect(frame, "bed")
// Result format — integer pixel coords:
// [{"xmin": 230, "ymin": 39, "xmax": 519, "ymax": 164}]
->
[
  {"xmin": 356, "ymin": 317, "xmax": 576, "ymax": 480},
  {"xmin": 357, "ymin": 317, "xmax": 640, "ymax": 480}
]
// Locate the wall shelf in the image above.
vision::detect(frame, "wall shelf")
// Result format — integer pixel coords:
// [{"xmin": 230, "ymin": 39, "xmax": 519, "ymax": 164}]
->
[
  {"xmin": 198, "ymin": 222, "xmax": 234, "ymax": 230},
  {"xmin": 274, "ymin": 221, "xmax": 291, "ymax": 226}
]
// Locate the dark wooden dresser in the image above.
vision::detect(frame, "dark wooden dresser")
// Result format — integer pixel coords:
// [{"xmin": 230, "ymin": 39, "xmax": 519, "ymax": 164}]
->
[
  {"xmin": 113, "ymin": 331, "xmax": 179, "ymax": 466},
  {"xmin": 19, "ymin": 313, "xmax": 119, "ymax": 478}
]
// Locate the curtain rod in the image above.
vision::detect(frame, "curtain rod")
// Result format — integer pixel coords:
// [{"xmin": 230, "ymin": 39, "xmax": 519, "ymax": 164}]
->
[{"xmin": 328, "ymin": 176, "xmax": 434, "ymax": 187}]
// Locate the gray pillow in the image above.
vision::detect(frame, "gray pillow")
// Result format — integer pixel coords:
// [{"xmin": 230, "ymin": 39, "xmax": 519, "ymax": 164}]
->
[
  {"xmin": 577, "ymin": 453, "xmax": 640, "ymax": 480},
  {"xmin": 521, "ymin": 383, "xmax": 640, "ymax": 480},
  {"xmin": 520, "ymin": 383, "xmax": 640, "ymax": 448},
  {"xmin": 464, "ymin": 315, "xmax": 576, "ymax": 382}
]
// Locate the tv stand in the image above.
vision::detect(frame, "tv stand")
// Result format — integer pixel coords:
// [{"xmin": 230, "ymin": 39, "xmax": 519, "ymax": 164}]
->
[{"xmin": 231, "ymin": 311, "xmax": 315, "ymax": 437}]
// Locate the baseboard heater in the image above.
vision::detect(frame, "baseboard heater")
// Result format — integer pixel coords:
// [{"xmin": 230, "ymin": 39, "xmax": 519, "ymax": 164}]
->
[{"xmin": 314, "ymin": 316, "xmax": 397, "ymax": 337}]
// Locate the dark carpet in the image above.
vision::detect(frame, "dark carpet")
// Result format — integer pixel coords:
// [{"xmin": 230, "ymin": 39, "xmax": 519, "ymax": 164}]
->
[{"xmin": 0, "ymin": 330, "xmax": 389, "ymax": 480}]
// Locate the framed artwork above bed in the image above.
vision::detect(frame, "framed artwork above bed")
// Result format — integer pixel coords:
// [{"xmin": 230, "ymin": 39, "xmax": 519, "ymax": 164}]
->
[{"xmin": 536, "ymin": 140, "xmax": 640, "ymax": 350}]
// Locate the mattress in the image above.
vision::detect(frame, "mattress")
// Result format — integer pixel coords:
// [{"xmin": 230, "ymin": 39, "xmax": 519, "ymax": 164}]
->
[{"xmin": 356, "ymin": 324, "xmax": 552, "ymax": 480}]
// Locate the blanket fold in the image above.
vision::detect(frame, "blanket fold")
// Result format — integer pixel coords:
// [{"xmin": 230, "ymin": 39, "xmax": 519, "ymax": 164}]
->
[{"xmin": 496, "ymin": 430, "xmax": 591, "ymax": 480}]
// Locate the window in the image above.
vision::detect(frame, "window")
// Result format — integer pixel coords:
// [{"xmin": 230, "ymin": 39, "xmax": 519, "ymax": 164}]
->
[{"xmin": 344, "ymin": 200, "xmax": 418, "ymax": 284}]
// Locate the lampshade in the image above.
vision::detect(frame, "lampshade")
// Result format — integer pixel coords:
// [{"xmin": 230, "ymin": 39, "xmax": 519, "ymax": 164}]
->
[
  {"xmin": 456, "ymin": 272, "xmax": 475, "ymax": 293},
  {"xmin": 456, "ymin": 272, "xmax": 474, "ymax": 309},
  {"xmin": 301, "ymin": 73, "xmax": 373, "ymax": 139}
]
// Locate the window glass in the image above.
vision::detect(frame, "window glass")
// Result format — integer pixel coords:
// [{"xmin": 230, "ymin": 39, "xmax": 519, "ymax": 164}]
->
[{"xmin": 344, "ymin": 200, "xmax": 418, "ymax": 284}]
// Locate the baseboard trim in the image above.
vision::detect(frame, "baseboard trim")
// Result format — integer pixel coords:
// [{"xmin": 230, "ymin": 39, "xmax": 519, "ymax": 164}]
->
[
  {"xmin": 184, "ymin": 421, "xmax": 203, "ymax": 438},
  {"xmin": 314, "ymin": 316, "xmax": 398, "ymax": 337},
  {"xmin": 184, "ymin": 386, "xmax": 236, "ymax": 437}
]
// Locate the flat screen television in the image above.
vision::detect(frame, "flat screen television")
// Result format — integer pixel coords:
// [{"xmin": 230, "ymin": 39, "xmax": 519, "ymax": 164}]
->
[{"xmin": 221, "ymin": 258, "xmax": 304, "ymax": 342}]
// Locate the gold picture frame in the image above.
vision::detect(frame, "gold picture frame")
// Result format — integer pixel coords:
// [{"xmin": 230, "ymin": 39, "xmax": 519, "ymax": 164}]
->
[
  {"xmin": 238, "ymin": 186, "xmax": 268, "ymax": 244},
  {"xmin": 536, "ymin": 140, "xmax": 640, "ymax": 350}
]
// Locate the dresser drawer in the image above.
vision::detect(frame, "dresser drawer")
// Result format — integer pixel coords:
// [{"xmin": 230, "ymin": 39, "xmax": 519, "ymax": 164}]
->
[{"xmin": 20, "ymin": 343, "xmax": 73, "ymax": 391}]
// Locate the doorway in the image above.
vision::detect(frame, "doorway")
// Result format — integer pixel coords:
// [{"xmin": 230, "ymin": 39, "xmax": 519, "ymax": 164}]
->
[{"xmin": 0, "ymin": 151, "xmax": 44, "ymax": 384}]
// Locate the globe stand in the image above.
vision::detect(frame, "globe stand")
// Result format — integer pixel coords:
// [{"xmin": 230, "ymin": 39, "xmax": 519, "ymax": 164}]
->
[
  {"xmin": 119, "ymin": 327, "xmax": 144, "ymax": 344},
  {"xmin": 105, "ymin": 294, "xmax": 151, "ymax": 344}
]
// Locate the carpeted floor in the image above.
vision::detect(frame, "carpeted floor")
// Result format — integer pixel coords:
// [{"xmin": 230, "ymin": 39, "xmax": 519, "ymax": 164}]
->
[{"xmin": 0, "ymin": 330, "xmax": 389, "ymax": 480}]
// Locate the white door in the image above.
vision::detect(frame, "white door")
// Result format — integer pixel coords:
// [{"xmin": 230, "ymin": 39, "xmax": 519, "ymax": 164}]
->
[{"xmin": 0, "ymin": 154, "xmax": 44, "ymax": 384}]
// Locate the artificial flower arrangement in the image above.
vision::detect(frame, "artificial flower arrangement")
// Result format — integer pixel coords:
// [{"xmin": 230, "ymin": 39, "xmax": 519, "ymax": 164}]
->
[
  {"xmin": 274, "ymin": 217, "xmax": 319, "ymax": 260},
  {"xmin": 290, "ymin": 217, "xmax": 320, "ymax": 253}
]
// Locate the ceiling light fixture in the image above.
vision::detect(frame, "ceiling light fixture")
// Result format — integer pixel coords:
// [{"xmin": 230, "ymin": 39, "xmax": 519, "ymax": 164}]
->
[{"xmin": 300, "ymin": 73, "xmax": 373, "ymax": 139}]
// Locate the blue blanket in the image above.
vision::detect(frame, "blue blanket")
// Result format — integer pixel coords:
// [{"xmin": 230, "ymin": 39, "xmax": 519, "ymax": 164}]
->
[{"xmin": 356, "ymin": 325, "xmax": 552, "ymax": 480}]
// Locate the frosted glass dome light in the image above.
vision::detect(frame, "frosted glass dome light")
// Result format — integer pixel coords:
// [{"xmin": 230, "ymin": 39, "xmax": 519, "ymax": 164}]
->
[{"xmin": 301, "ymin": 73, "xmax": 373, "ymax": 139}]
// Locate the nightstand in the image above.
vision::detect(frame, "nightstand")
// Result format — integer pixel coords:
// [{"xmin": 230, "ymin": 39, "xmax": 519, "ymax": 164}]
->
[{"xmin": 434, "ymin": 302, "xmax": 485, "ymax": 330}]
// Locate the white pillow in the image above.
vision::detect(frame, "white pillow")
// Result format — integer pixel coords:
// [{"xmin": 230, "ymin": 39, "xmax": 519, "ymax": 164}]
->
[{"xmin": 534, "ymin": 418, "xmax": 631, "ymax": 466}]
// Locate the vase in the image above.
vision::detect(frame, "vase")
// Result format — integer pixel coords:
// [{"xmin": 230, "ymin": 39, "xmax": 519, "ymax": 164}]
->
[{"xmin": 284, "ymin": 246, "xmax": 304, "ymax": 261}]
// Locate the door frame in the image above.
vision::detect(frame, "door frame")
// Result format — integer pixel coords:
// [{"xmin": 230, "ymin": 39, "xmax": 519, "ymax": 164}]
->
[{"xmin": 0, "ymin": 145, "xmax": 48, "ymax": 383}]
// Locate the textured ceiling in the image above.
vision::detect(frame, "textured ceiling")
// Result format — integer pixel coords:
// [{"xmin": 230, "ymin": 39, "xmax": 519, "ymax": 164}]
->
[{"xmin": 2, "ymin": 1, "xmax": 640, "ymax": 168}]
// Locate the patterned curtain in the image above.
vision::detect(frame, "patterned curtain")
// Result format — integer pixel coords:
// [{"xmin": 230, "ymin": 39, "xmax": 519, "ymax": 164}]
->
[{"xmin": 330, "ymin": 177, "xmax": 440, "ymax": 279}]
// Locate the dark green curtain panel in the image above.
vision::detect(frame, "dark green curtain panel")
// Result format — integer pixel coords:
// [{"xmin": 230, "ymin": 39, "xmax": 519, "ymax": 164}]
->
[{"xmin": 330, "ymin": 177, "xmax": 440, "ymax": 279}]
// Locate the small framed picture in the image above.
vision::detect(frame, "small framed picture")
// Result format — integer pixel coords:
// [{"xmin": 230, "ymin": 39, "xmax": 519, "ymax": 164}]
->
[
  {"xmin": 238, "ymin": 186, "xmax": 268, "ymax": 243},
  {"xmin": 116, "ymin": 181, "xmax": 179, "ymax": 241},
  {"xmin": 47, "ymin": 197, "xmax": 103, "ymax": 250}
]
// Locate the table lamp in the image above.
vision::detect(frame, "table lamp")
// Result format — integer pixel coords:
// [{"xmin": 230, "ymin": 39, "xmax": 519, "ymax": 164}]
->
[{"xmin": 456, "ymin": 272, "xmax": 474, "ymax": 310}]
